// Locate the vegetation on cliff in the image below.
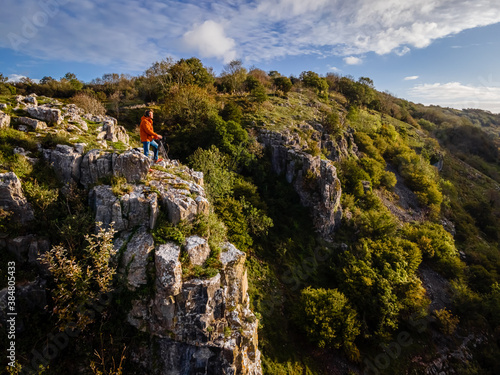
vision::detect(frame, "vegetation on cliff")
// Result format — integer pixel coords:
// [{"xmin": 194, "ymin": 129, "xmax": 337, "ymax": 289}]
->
[{"xmin": 1, "ymin": 57, "xmax": 500, "ymax": 374}]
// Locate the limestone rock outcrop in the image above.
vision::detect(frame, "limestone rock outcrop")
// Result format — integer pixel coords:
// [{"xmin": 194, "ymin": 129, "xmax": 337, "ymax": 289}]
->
[
  {"xmin": 0, "ymin": 111, "xmax": 10, "ymax": 129},
  {"xmin": 17, "ymin": 116, "xmax": 47, "ymax": 131},
  {"xmin": 260, "ymin": 128, "xmax": 343, "ymax": 239},
  {"xmin": 126, "ymin": 242, "xmax": 261, "ymax": 375},
  {"xmin": 43, "ymin": 147, "xmax": 151, "ymax": 188},
  {"xmin": 27, "ymin": 105, "xmax": 62, "ymax": 125},
  {"xmin": 0, "ymin": 172, "xmax": 35, "ymax": 225},
  {"xmin": 89, "ymin": 184, "xmax": 159, "ymax": 232}
]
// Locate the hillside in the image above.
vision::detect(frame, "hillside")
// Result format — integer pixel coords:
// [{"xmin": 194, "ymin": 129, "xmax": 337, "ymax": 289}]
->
[{"xmin": 1, "ymin": 61, "xmax": 500, "ymax": 375}]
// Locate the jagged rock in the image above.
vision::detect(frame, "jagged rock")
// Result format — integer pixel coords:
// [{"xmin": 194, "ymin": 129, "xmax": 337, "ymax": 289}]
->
[
  {"xmin": 0, "ymin": 103, "xmax": 8, "ymax": 110},
  {"xmin": 155, "ymin": 340, "xmax": 232, "ymax": 375},
  {"xmin": 27, "ymin": 105, "xmax": 62, "ymax": 125},
  {"xmin": 3, "ymin": 235, "xmax": 49, "ymax": 265},
  {"xmin": 0, "ymin": 172, "xmax": 34, "ymax": 225},
  {"xmin": 6, "ymin": 235, "xmax": 35, "ymax": 262},
  {"xmin": 120, "ymin": 227, "xmax": 155, "ymax": 290},
  {"xmin": 43, "ymin": 144, "xmax": 83, "ymax": 186},
  {"xmin": 89, "ymin": 184, "xmax": 158, "ymax": 232},
  {"xmin": 24, "ymin": 95, "xmax": 38, "ymax": 106},
  {"xmin": 120, "ymin": 185, "xmax": 159, "ymax": 230},
  {"xmin": 185, "ymin": 236, "xmax": 210, "ymax": 266},
  {"xmin": 129, "ymin": 239, "xmax": 262, "ymax": 375},
  {"xmin": 220, "ymin": 243, "xmax": 248, "ymax": 308},
  {"xmin": 80, "ymin": 149, "xmax": 115, "ymax": 188},
  {"xmin": 17, "ymin": 116, "xmax": 47, "ymax": 130},
  {"xmin": 0, "ymin": 279, "xmax": 47, "ymax": 332},
  {"xmin": 113, "ymin": 149, "xmax": 151, "ymax": 183},
  {"xmin": 99, "ymin": 120, "xmax": 129, "ymax": 144},
  {"xmin": 260, "ymin": 129, "xmax": 342, "ymax": 239},
  {"xmin": 88, "ymin": 185, "xmax": 126, "ymax": 232},
  {"xmin": 62, "ymin": 104, "xmax": 88, "ymax": 131},
  {"xmin": 27, "ymin": 237, "xmax": 50, "ymax": 267},
  {"xmin": 148, "ymin": 169, "xmax": 208, "ymax": 225},
  {"xmin": 155, "ymin": 242, "xmax": 182, "ymax": 296},
  {"xmin": 0, "ymin": 111, "xmax": 10, "ymax": 128},
  {"xmin": 82, "ymin": 113, "xmax": 117, "ymax": 124}
]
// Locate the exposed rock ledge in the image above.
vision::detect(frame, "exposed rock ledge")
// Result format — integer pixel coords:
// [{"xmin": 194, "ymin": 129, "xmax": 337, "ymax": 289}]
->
[
  {"xmin": 259, "ymin": 128, "xmax": 343, "ymax": 239},
  {"xmin": 43, "ymin": 143, "xmax": 262, "ymax": 374}
]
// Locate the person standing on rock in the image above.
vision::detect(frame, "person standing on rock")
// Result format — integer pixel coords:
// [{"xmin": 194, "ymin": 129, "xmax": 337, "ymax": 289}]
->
[{"xmin": 140, "ymin": 109, "xmax": 163, "ymax": 163}]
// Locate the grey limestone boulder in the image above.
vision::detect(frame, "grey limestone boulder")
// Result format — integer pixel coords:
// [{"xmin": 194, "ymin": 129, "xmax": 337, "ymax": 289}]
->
[
  {"xmin": 155, "ymin": 242, "xmax": 182, "ymax": 296},
  {"xmin": 17, "ymin": 116, "xmax": 47, "ymax": 130},
  {"xmin": 113, "ymin": 149, "xmax": 151, "ymax": 183},
  {"xmin": 0, "ymin": 172, "xmax": 34, "ymax": 225},
  {"xmin": 0, "ymin": 111, "xmax": 10, "ymax": 129},
  {"xmin": 99, "ymin": 120, "xmax": 129, "ymax": 144},
  {"xmin": 185, "ymin": 235, "xmax": 210, "ymax": 266},
  {"xmin": 89, "ymin": 184, "xmax": 158, "ymax": 233},
  {"xmin": 120, "ymin": 185, "xmax": 159, "ymax": 230},
  {"xmin": 43, "ymin": 144, "xmax": 83, "ymax": 186},
  {"xmin": 24, "ymin": 95, "xmax": 38, "ymax": 106},
  {"xmin": 27, "ymin": 105, "xmax": 62, "ymax": 125},
  {"xmin": 80, "ymin": 149, "xmax": 115, "ymax": 188},
  {"xmin": 120, "ymin": 227, "xmax": 155, "ymax": 290},
  {"xmin": 88, "ymin": 185, "xmax": 126, "ymax": 232}
]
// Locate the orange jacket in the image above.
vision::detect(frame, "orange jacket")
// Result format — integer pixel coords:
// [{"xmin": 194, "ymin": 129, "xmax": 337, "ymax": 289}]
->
[{"xmin": 140, "ymin": 116, "xmax": 158, "ymax": 142}]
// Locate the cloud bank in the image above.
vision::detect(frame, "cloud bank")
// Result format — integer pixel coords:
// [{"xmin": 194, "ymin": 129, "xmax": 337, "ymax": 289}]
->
[
  {"xmin": 0, "ymin": 0, "xmax": 499, "ymax": 71},
  {"xmin": 408, "ymin": 82, "xmax": 500, "ymax": 113}
]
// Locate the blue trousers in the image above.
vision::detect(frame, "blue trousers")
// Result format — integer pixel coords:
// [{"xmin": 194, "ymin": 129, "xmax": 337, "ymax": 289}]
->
[{"xmin": 143, "ymin": 140, "xmax": 159, "ymax": 161}]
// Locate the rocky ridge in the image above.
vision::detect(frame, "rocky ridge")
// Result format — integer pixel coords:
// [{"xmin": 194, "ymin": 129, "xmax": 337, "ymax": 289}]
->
[
  {"xmin": 259, "ymin": 123, "xmax": 349, "ymax": 239},
  {"xmin": 0, "ymin": 99, "xmax": 262, "ymax": 374}
]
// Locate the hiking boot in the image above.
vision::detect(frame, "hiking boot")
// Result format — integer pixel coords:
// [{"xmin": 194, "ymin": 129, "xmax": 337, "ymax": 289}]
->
[{"xmin": 155, "ymin": 158, "xmax": 164, "ymax": 163}]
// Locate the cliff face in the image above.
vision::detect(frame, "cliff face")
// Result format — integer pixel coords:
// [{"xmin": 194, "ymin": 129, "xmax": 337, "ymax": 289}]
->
[
  {"xmin": 259, "ymin": 124, "xmax": 353, "ymax": 240},
  {"xmin": 69, "ymin": 153, "xmax": 262, "ymax": 374},
  {"xmin": 0, "ymin": 97, "xmax": 262, "ymax": 375}
]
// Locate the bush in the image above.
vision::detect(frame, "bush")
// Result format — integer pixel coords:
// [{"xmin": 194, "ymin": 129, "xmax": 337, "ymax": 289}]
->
[
  {"xmin": 299, "ymin": 287, "xmax": 360, "ymax": 359},
  {"xmin": 433, "ymin": 308, "xmax": 459, "ymax": 335},
  {"xmin": 188, "ymin": 145, "xmax": 235, "ymax": 200},
  {"xmin": 40, "ymin": 224, "xmax": 117, "ymax": 331},
  {"xmin": 71, "ymin": 93, "xmax": 106, "ymax": 116}
]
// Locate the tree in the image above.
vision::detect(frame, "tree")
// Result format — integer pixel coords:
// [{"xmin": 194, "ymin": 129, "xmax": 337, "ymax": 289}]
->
[
  {"xmin": 299, "ymin": 71, "xmax": 328, "ymax": 96},
  {"xmin": 247, "ymin": 68, "xmax": 270, "ymax": 87},
  {"xmin": 170, "ymin": 57, "xmax": 215, "ymax": 88},
  {"xmin": 220, "ymin": 60, "xmax": 247, "ymax": 94},
  {"xmin": 273, "ymin": 76, "xmax": 292, "ymax": 95},
  {"xmin": 142, "ymin": 57, "xmax": 174, "ymax": 100},
  {"xmin": 299, "ymin": 287, "xmax": 361, "ymax": 359}
]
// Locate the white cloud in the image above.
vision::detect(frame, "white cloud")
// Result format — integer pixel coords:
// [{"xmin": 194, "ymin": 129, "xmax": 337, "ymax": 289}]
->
[
  {"xmin": 328, "ymin": 66, "xmax": 341, "ymax": 72},
  {"xmin": 344, "ymin": 56, "xmax": 362, "ymax": 65},
  {"xmin": 1, "ymin": 0, "xmax": 500, "ymax": 71},
  {"xmin": 183, "ymin": 20, "xmax": 236, "ymax": 63},
  {"xmin": 408, "ymin": 82, "xmax": 500, "ymax": 113},
  {"xmin": 404, "ymin": 75, "xmax": 419, "ymax": 80},
  {"xmin": 395, "ymin": 46, "xmax": 411, "ymax": 56},
  {"xmin": 7, "ymin": 74, "xmax": 28, "ymax": 82},
  {"xmin": 7, "ymin": 74, "xmax": 40, "ymax": 83}
]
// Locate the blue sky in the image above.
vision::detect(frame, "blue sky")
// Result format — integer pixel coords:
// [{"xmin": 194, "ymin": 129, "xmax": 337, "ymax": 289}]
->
[{"xmin": 1, "ymin": 0, "xmax": 500, "ymax": 113}]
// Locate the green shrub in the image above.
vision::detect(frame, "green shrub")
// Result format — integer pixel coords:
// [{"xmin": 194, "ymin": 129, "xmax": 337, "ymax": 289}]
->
[
  {"xmin": 402, "ymin": 222, "xmax": 463, "ymax": 278},
  {"xmin": 299, "ymin": 287, "xmax": 360, "ymax": 359},
  {"xmin": 433, "ymin": 308, "xmax": 459, "ymax": 335},
  {"xmin": 188, "ymin": 145, "xmax": 235, "ymax": 200},
  {"xmin": 40, "ymin": 224, "xmax": 117, "ymax": 331},
  {"xmin": 71, "ymin": 93, "xmax": 106, "ymax": 116},
  {"xmin": 23, "ymin": 179, "xmax": 59, "ymax": 212}
]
